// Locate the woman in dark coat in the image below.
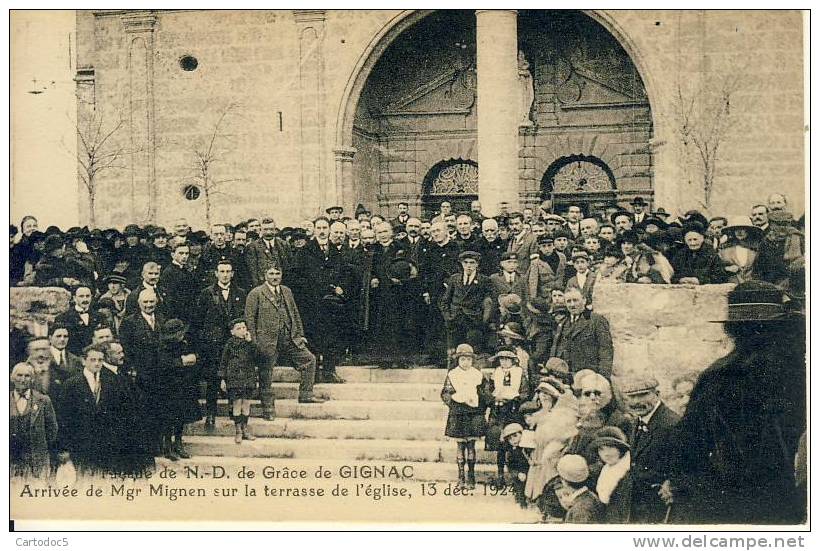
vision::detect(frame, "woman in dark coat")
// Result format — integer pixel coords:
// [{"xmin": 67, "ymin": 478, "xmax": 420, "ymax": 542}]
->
[
  {"xmin": 156, "ymin": 319, "xmax": 202, "ymax": 460},
  {"xmin": 588, "ymin": 426, "xmax": 633, "ymax": 524}
]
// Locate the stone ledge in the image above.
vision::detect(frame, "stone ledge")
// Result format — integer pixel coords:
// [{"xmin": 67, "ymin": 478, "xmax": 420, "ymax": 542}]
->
[{"xmin": 10, "ymin": 287, "xmax": 72, "ymax": 334}]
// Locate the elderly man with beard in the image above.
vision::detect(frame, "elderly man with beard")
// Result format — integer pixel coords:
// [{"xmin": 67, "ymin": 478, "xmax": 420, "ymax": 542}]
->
[
  {"xmin": 476, "ymin": 218, "xmax": 507, "ymax": 275},
  {"xmin": 660, "ymin": 281, "xmax": 806, "ymax": 524},
  {"xmin": 25, "ymin": 337, "xmax": 59, "ymax": 397}
]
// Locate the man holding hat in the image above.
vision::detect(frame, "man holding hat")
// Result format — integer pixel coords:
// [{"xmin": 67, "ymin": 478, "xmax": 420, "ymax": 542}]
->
[
  {"xmin": 528, "ymin": 234, "xmax": 567, "ymax": 304},
  {"xmin": 617, "ymin": 374, "xmax": 680, "ymax": 524},
  {"xmin": 438, "ymin": 250, "xmax": 494, "ymax": 360},
  {"xmin": 490, "ymin": 252, "xmax": 528, "ymax": 311},
  {"xmin": 660, "ymin": 281, "xmax": 806, "ymax": 524}
]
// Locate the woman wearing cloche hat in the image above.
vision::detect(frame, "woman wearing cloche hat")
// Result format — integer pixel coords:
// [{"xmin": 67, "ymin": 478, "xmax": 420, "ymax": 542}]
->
[{"xmin": 588, "ymin": 426, "xmax": 632, "ymax": 523}]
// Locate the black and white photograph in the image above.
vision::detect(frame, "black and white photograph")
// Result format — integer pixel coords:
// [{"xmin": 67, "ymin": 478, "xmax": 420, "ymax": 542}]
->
[{"xmin": 8, "ymin": 7, "xmax": 809, "ymax": 532}]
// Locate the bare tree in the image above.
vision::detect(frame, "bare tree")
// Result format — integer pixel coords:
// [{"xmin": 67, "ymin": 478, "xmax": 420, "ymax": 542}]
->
[
  {"xmin": 74, "ymin": 109, "xmax": 130, "ymax": 228},
  {"xmin": 672, "ymin": 74, "xmax": 743, "ymax": 209},
  {"xmin": 190, "ymin": 102, "xmax": 243, "ymax": 228}
]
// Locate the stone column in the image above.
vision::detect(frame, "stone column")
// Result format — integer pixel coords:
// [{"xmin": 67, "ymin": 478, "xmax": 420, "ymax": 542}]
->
[
  {"xmin": 333, "ymin": 146, "xmax": 356, "ymax": 211},
  {"xmin": 294, "ymin": 10, "xmax": 327, "ymax": 217},
  {"xmin": 475, "ymin": 9, "xmax": 520, "ymax": 217},
  {"xmin": 122, "ymin": 10, "xmax": 157, "ymax": 223}
]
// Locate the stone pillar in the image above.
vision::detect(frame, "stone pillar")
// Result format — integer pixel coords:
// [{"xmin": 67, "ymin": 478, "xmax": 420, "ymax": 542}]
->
[
  {"xmin": 122, "ymin": 10, "xmax": 157, "ymax": 223},
  {"xmin": 333, "ymin": 146, "xmax": 356, "ymax": 211},
  {"xmin": 475, "ymin": 9, "xmax": 520, "ymax": 217},
  {"xmin": 294, "ymin": 10, "xmax": 327, "ymax": 217}
]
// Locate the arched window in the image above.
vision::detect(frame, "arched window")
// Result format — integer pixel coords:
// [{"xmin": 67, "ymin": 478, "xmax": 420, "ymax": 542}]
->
[
  {"xmin": 541, "ymin": 155, "xmax": 617, "ymax": 218},
  {"xmin": 422, "ymin": 159, "xmax": 478, "ymax": 218}
]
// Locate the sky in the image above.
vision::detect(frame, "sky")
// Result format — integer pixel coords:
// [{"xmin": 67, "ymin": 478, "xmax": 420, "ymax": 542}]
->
[{"xmin": 10, "ymin": 10, "xmax": 79, "ymax": 229}]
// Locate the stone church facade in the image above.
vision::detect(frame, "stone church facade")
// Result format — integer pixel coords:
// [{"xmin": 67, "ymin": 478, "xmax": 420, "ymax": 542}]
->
[{"xmin": 74, "ymin": 9, "xmax": 804, "ymax": 228}]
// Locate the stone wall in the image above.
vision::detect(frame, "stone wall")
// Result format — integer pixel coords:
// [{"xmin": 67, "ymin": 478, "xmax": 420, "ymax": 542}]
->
[
  {"xmin": 69, "ymin": 9, "xmax": 804, "ymax": 229},
  {"xmin": 594, "ymin": 281, "xmax": 735, "ymax": 411},
  {"xmin": 10, "ymin": 287, "xmax": 73, "ymax": 337}
]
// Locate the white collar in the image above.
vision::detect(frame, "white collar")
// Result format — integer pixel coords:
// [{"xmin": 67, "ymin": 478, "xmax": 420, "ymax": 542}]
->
[
  {"xmin": 103, "ymin": 362, "xmax": 119, "ymax": 375},
  {"xmin": 217, "ymin": 282, "xmax": 231, "ymax": 290},
  {"xmin": 83, "ymin": 368, "xmax": 99, "ymax": 392},
  {"xmin": 12, "ymin": 388, "xmax": 31, "ymax": 400},
  {"xmin": 641, "ymin": 400, "xmax": 662, "ymax": 425},
  {"xmin": 75, "ymin": 306, "xmax": 89, "ymax": 315},
  {"xmin": 50, "ymin": 346, "xmax": 64, "ymax": 363},
  {"xmin": 265, "ymin": 282, "xmax": 281, "ymax": 294}
]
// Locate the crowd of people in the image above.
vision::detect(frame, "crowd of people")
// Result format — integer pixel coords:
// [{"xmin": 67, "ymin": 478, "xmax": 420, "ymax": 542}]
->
[{"xmin": 8, "ymin": 191, "xmax": 806, "ymax": 524}]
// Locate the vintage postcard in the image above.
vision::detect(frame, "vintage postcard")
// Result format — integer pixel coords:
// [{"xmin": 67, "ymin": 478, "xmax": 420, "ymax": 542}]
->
[{"xmin": 9, "ymin": 8, "xmax": 808, "ymax": 530}]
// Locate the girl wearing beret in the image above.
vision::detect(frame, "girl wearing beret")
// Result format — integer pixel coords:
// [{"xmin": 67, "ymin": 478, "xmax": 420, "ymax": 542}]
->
[{"xmin": 485, "ymin": 348, "xmax": 529, "ymax": 487}]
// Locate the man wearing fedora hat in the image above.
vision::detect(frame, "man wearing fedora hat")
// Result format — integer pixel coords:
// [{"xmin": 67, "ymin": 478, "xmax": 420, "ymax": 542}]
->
[
  {"xmin": 438, "ymin": 250, "xmax": 494, "ymax": 361},
  {"xmin": 630, "ymin": 196, "xmax": 650, "ymax": 225},
  {"xmin": 617, "ymin": 374, "xmax": 680, "ymax": 524},
  {"xmin": 660, "ymin": 281, "xmax": 806, "ymax": 524}
]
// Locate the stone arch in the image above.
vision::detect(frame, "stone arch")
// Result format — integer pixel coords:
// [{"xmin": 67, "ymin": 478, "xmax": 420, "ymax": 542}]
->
[{"xmin": 335, "ymin": 10, "xmax": 657, "ymax": 211}]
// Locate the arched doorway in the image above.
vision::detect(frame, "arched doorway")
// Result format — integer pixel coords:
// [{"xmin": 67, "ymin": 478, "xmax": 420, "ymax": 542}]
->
[
  {"xmin": 541, "ymin": 155, "xmax": 617, "ymax": 219},
  {"xmin": 422, "ymin": 159, "xmax": 479, "ymax": 219},
  {"xmin": 336, "ymin": 10, "xmax": 657, "ymax": 218}
]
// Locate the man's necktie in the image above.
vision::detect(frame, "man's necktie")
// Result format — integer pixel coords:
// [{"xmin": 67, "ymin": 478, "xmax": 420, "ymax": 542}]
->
[
  {"xmin": 60, "ymin": 350, "xmax": 66, "ymax": 368},
  {"xmin": 94, "ymin": 374, "xmax": 101, "ymax": 404}
]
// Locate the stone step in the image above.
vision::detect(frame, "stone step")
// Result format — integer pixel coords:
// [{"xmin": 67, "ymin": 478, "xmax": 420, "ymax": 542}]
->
[
  {"xmin": 184, "ymin": 435, "xmax": 498, "ymax": 464},
  {"xmin": 270, "ymin": 382, "xmax": 442, "ymax": 402},
  {"xmin": 270, "ymin": 365, "xmax": 491, "ymax": 384},
  {"xmin": 187, "ymin": 417, "xmax": 443, "ymax": 441},
  {"xmin": 207, "ymin": 399, "xmax": 448, "ymax": 421},
  {"xmin": 154, "ymin": 456, "xmax": 500, "ymax": 483}
]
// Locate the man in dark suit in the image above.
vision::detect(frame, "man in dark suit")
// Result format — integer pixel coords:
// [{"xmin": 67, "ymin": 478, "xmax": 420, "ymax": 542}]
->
[
  {"xmin": 549, "ymin": 287, "xmax": 613, "ymax": 378},
  {"xmin": 489, "ymin": 252, "xmax": 528, "ymax": 321},
  {"xmin": 55, "ymin": 343, "xmax": 125, "ymax": 475},
  {"xmin": 195, "ymin": 258, "xmax": 247, "ymax": 427},
  {"xmin": 243, "ymin": 217, "xmax": 293, "ymax": 288},
  {"xmin": 158, "ymin": 242, "xmax": 201, "ymax": 323},
  {"xmin": 476, "ymin": 218, "xmax": 508, "ymax": 275},
  {"xmin": 389, "ymin": 201, "xmax": 410, "ymax": 229},
  {"xmin": 47, "ymin": 323, "xmax": 83, "ymax": 392},
  {"xmin": 245, "ymin": 264, "xmax": 325, "ymax": 420},
  {"xmin": 10, "ymin": 362, "xmax": 59, "ymax": 479},
  {"xmin": 120, "ymin": 288, "xmax": 165, "ymax": 394},
  {"xmin": 438, "ymin": 251, "xmax": 493, "ymax": 359},
  {"xmin": 398, "ymin": 217, "xmax": 424, "ymax": 265},
  {"xmin": 293, "ymin": 219, "xmax": 356, "ymax": 382},
  {"xmin": 54, "ymin": 285, "xmax": 103, "ymax": 356},
  {"xmin": 618, "ymin": 375, "xmax": 680, "ymax": 524}
]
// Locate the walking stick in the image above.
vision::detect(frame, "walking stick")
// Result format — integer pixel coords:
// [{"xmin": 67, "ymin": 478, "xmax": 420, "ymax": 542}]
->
[{"xmin": 663, "ymin": 504, "xmax": 673, "ymax": 524}]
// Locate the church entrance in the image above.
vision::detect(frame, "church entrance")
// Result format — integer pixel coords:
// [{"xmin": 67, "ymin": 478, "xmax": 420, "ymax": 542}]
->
[
  {"xmin": 421, "ymin": 159, "xmax": 479, "ymax": 219},
  {"xmin": 541, "ymin": 155, "xmax": 618, "ymax": 219}
]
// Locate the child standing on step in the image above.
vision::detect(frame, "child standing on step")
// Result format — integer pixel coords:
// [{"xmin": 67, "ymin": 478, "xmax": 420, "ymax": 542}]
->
[
  {"xmin": 219, "ymin": 318, "xmax": 260, "ymax": 444},
  {"xmin": 485, "ymin": 347, "xmax": 528, "ymax": 488},
  {"xmin": 441, "ymin": 343, "xmax": 492, "ymax": 489}
]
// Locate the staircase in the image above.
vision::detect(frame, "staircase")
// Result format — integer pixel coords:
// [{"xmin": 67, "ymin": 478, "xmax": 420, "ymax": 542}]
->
[{"xmin": 179, "ymin": 366, "xmax": 541, "ymax": 523}]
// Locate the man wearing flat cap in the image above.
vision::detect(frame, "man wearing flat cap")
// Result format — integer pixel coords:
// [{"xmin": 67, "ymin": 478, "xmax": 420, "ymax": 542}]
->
[
  {"xmin": 528, "ymin": 234, "xmax": 567, "ymax": 305},
  {"xmin": 660, "ymin": 280, "xmax": 806, "ymax": 524},
  {"xmin": 438, "ymin": 250, "xmax": 494, "ymax": 361},
  {"xmin": 616, "ymin": 374, "xmax": 680, "ymax": 524}
]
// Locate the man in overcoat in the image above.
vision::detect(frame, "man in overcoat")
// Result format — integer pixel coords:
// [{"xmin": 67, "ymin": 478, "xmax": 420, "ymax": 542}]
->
[
  {"xmin": 245, "ymin": 264, "xmax": 325, "ymax": 420},
  {"xmin": 438, "ymin": 251, "xmax": 494, "ymax": 359},
  {"xmin": 660, "ymin": 281, "xmax": 806, "ymax": 524},
  {"xmin": 195, "ymin": 258, "xmax": 247, "ymax": 427},
  {"xmin": 243, "ymin": 218, "xmax": 293, "ymax": 287},
  {"xmin": 10, "ymin": 362, "xmax": 58, "ymax": 479},
  {"xmin": 157, "ymin": 242, "xmax": 200, "ymax": 323},
  {"xmin": 617, "ymin": 375, "xmax": 680, "ymax": 523},
  {"xmin": 549, "ymin": 287, "xmax": 613, "ymax": 378}
]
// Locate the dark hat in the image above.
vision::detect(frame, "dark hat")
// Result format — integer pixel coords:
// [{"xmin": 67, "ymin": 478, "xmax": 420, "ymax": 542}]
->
[
  {"xmin": 682, "ymin": 221, "xmax": 706, "ymax": 237},
  {"xmin": 123, "ymin": 224, "xmax": 141, "ymax": 237},
  {"xmin": 552, "ymin": 228, "xmax": 572, "ymax": 240},
  {"xmin": 497, "ymin": 322, "xmax": 525, "ymax": 341},
  {"xmin": 710, "ymin": 280, "xmax": 790, "ymax": 322},
  {"xmin": 45, "ymin": 225, "xmax": 62, "ymax": 236},
  {"xmin": 321, "ymin": 293, "xmax": 347, "ymax": 306},
  {"xmin": 589, "ymin": 426, "xmax": 630, "ymax": 453},
  {"xmin": 102, "ymin": 274, "xmax": 127, "ymax": 286},
  {"xmin": 10, "ymin": 224, "xmax": 18, "ymax": 236},
  {"xmin": 189, "ymin": 230, "xmax": 208, "ymax": 244},
  {"xmin": 537, "ymin": 234, "xmax": 554, "ymax": 245},
  {"xmin": 387, "ymin": 258, "xmax": 416, "ymax": 283},
  {"xmin": 642, "ymin": 230, "xmax": 672, "ymax": 251},
  {"xmin": 290, "ymin": 228, "xmax": 308, "ymax": 241},
  {"xmin": 636, "ymin": 216, "xmax": 668, "ymax": 232},
  {"xmin": 526, "ymin": 296, "xmax": 551, "ymax": 315},
  {"xmin": 652, "ymin": 207, "xmax": 671, "ymax": 219},
  {"xmin": 610, "ymin": 209, "xmax": 633, "ymax": 225},
  {"xmin": 498, "ymin": 293, "xmax": 522, "ymax": 315},
  {"xmin": 682, "ymin": 210, "xmax": 709, "ymax": 230},
  {"xmin": 42, "ymin": 234, "xmax": 64, "ymax": 253},
  {"xmin": 603, "ymin": 245, "xmax": 625, "ymax": 259},
  {"xmin": 630, "ymin": 196, "xmax": 649, "ymax": 206},
  {"xmin": 617, "ymin": 229, "xmax": 640, "ymax": 245},
  {"xmin": 161, "ymin": 318, "xmax": 189, "ymax": 336},
  {"xmin": 102, "ymin": 228, "xmax": 121, "ymax": 240},
  {"xmin": 458, "ymin": 250, "xmax": 481, "ymax": 262},
  {"xmin": 88, "ymin": 229, "xmax": 104, "ymax": 241},
  {"xmin": 149, "ymin": 227, "xmax": 168, "ymax": 239},
  {"xmin": 228, "ymin": 317, "xmax": 246, "ymax": 329},
  {"xmin": 571, "ymin": 250, "xmax": 590, "ymax": 261},
  {"xmin": 500, "ymin": 251, "xmax": 518, "ymax": 262},
  {"xmin": 325, "ymin": 206, "xmax": 344, "ymax": 214},
  {"xmin": 551, "ymin": 305, "xmax": 570, "ymax": 318},
  {"xmin": 354, "ymin": 203, "xmax": 368, "ymax": 216}
]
